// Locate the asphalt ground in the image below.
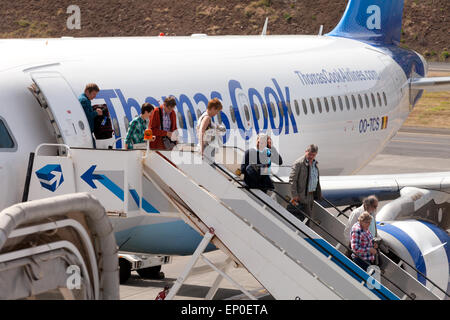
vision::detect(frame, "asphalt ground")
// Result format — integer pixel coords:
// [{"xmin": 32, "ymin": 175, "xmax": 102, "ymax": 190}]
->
[
  {"xmin": 120, "ymin": 126, "xmax": 450, "ymax": 300},
  {"xmin": 428, "ymin": 62, "xmax": 450, "ymax": 72},
  {"xmin": 358, "ymin": 126, "xmax": 450, "ymax": 174}
]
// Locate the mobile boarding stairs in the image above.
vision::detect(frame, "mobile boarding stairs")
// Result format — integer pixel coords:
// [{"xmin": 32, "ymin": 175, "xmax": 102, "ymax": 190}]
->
[{"xmin": 23, "ymin": 143, "xmax": 449, "ymax": 300}]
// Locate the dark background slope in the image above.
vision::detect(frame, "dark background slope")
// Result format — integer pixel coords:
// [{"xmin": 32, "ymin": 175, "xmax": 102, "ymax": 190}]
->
[{"xmin": 0, "ymin": 0, "xmax": 448, "ymax": 60}]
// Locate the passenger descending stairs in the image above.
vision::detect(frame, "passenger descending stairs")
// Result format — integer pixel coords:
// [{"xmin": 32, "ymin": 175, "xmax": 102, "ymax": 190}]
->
[
  {"xmin": 143, "ymin": 150, "xmax": 399, "ymax": 300},
  {"xmin": 299, "ymin": 197, "xmax": 445, "ymax": 300}
]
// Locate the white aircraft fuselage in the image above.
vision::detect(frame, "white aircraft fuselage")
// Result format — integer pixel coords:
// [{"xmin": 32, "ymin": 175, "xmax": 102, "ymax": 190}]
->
[{"xmin": 0, "ymin": 35, "xmax": 425, "ymax": 210}]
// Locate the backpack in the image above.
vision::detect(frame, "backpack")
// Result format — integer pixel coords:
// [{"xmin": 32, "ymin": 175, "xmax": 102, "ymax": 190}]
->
[{"xmin": 93, "ymin": 104, "xmax": 114, "ymax": 140}]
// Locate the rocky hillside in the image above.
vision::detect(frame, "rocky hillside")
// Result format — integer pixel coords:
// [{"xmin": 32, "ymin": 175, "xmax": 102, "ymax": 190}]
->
[{"xmin": 0, "ymin": 0, "xmax": 448, "ymax": 60}]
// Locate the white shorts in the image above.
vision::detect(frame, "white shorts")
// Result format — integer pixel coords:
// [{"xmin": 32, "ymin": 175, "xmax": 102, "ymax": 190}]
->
[{"xmin": 95, "ymin": 137, "xmax": 115, "ymax": 149}]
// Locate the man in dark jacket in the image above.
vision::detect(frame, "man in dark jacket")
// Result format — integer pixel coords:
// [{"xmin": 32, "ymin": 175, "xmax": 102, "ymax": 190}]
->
[
  {"xmin": 241, "ymin": 134, "xmax": 283, "ymax": 193},
  {"xmin": 79, "ymin": 83, "xmax": 102, "ymax": 147},
  {"xmin": 289, "ymin": 144, "xmax": 322, "ymax": 221}
]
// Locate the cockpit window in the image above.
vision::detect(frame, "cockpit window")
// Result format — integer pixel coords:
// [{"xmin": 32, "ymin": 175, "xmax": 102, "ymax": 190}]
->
[{"xmin": 0, "ymin": 117, "xmax": 17, "ymax": 150}]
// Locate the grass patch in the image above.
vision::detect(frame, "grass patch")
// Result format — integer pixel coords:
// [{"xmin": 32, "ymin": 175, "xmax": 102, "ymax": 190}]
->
[
  {"xmin": 283, "ymin": 13, "xmax": 293, "ymax": 22},
  {"xmin": 256, "ymin": 0, "xmax": 271, "ymax": 7},
  {"xmin": 246, "ymin": 0, "xmax": 271, "ymax": 11},
  {"xmin": 404, "ymin": 90, "xmax": 450, "ymax": 129},
  {"xmin": 196, "ymin": 5, "xmax": 224, "ymax": 17},
  {"xmin": 404, "ymin": 70, "xmax": 450, "ymax": 129},
  {"xmin": 429, "ymin": 105, "xmax": 447, "ymax": 112},
  {"xmin": 243, "ymin": 0, "xmax": 275, "ymax": 20},
  {"xmin": 17, "ymin": 19, "xmax": 31, "ymax": 27},
  {"xmin": 1, "ymin": 20, "xmax": 53, "ymax": 38}
]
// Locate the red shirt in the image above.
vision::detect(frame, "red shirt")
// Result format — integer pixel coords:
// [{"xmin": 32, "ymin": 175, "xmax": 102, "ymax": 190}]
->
[{"xmin": 149, "ymin": 106, "xmax": 177, "ymax": 150}]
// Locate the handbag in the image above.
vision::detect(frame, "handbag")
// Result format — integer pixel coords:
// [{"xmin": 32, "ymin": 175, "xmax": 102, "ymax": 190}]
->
[{"xmin": 162, "ymin": 136, "xmax": 176, "ymax": 150}]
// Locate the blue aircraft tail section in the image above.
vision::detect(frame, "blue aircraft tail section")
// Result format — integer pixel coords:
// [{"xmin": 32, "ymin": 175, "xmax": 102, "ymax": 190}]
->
[{"xmin": 327, "ymin": 0, "xmax": 404, "ymax": 46}]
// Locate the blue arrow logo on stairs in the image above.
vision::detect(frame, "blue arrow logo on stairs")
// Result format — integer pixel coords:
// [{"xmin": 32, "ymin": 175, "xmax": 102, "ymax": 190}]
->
[
  {"xmin": 81, "ymin": 165, "xmax": 158, "ymax": 213},
  {"xmin": 81, "ymin": 165, "xmax": 124, "ymax": 201},
  {"xmin": 80, "ymin": 165, "xmax": 102, "ymax": 189}
]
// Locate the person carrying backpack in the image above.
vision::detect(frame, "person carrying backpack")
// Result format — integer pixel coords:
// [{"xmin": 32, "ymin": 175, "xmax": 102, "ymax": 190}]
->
[{"xmin": 93, "ymin": 103, "xmax": 114, "ymax": 149}]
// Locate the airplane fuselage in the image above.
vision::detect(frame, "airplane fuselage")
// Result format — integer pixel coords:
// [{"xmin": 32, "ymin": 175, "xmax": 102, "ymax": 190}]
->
[{"xmin": 0, "ymin": 35, "xmax": 423, "ymax": 211}]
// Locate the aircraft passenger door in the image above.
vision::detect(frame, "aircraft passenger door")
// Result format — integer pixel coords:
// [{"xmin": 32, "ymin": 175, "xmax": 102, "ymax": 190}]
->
[{"xmin": 29, "ymin": 71, "xmax": 93, "ymax": 149}]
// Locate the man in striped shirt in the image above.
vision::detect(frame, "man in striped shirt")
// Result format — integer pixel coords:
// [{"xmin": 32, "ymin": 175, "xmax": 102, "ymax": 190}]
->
[{"xmin": 125, "ymin": 103, "xmax": 155, "ymax": 149}]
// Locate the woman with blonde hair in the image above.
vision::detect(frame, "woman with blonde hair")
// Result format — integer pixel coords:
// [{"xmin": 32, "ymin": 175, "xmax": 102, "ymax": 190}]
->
[
  {"xmin": 350, "ymin": 212, "xmax": 377, "ymax": 271},
  {"xmin": 197, "ymin": 98, "xmax": 223, "ymax": 158}
]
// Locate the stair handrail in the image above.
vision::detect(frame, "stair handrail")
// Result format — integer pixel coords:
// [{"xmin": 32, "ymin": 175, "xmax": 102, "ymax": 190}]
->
[
  {"xmin": 215, "ymin": 146, "xmax": 449, "ymax": 299},
  {"xmin": 210, "ymin": 160, "xmax": 408, "ymax": 300}
]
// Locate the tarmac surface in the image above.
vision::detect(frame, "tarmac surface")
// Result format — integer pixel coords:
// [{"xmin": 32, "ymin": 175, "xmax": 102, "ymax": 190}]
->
[
  {"xmin": 429, "ymin": 62, "xmax": 450, "ymax": 72},
  {"xmin": 358, "ymin": 126, "xmax": 450, "ymax": 174},
  {"xmin": 120, "ymin": 126, "xmax": 450, "ymax": 300}
]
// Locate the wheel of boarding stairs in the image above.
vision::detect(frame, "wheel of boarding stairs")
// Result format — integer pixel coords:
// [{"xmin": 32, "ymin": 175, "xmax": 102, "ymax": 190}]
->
[
  {"xmin": 137, "ymin": 265, "xmax": 165, "ymax": 280},
  {"xmin": 119, "ymin": 258, "xmax": 132, "ymax": 284}
]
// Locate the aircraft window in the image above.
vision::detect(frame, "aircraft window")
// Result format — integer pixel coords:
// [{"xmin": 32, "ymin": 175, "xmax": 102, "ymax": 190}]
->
[
  {"xmin": 253, "ymin": 104, "xmax": 260, "ymax": 120},
  {"xmin": 123, "ymin": 116, "xmax": 129, "ymax": 132},
  {"xmin": 377, "ymin": 92, "xmax": 382, "ymax": 107},
  {"xmin": 364, "ymin": 94, "xmax": 370, "ymax": 109},
  {"xmin": 229, "ymin": 106, "xmax": 236, "ymax": 123},
  {"xmin": 177, "ymin": 112, "xmax": 185, "ymax": 129},
  {"xmin": 243, "ymin": 104, "xmax": 250, "ymax": 122},
  {"xmin": 287, "ymin": 101, "xmax": 293, "ymax": 116},
  {"xmin": 309, "ymin": 98, "xmax": 315, "ymax": 114},
  {"xmin": 345, "ymin": 95, "xmax": 350, "ymax": 110},
  {"xmin": 338, "ymin": 96, "xmax": 344, "ymax": 111},
  {"xmin": 0, "ymin": 118, "xmax": 15, "ymax": 149},
  {"xmin": 351, "ymin": 95, "xmax": 357, "ymax": 110},
  {"xmin": 358, "ymin": 94, "xmax": 364, "ymax": 109},
  {"xmin": 187, "ymin": 110, "xmax": 194, "ymax": 128},
  {"xmin": 302, "ymin": 99, "xmax": 308, "ymax": 115},
  {"xmin": 294, "ymin": 100, "xmax": 300, "ymax": 116},
  {"xmin": 112, "ymin": 118, "xmax": 120, "ymax": 136},
  {"xmin": 262, "ymin": 103, "xmax": 268, "ymax": 119},
  {"xmin": 383, "ymin": 92, "xmax": 388, "ymax": 106},
  {"xmin": 278, "ymin": 101, "xmax": 284, "ymax": 117},
  {"xmin": 316, "ymin": 98, "xmax": 322, "ymax": 113},
  {"xmin": 324, "ymin": 97, "xmax": 330, "ymax": 112},
  {"xmin": 371, "ymin": 93, "xmax": 376, "ymax": 108},
  {"xmin": 217, "ymin": 111, "xmax": 223, "ymax": 124},
  {"xmin": 196, "ymin": 109, "xmax": 202, "ymax": 119},
  {"xmin": 270, "ymin": 102, "xmax": 277, "ymax": 118},
  {"xmin": 331, "ymin": 97, "xmax": 337, "ymax": 112}
]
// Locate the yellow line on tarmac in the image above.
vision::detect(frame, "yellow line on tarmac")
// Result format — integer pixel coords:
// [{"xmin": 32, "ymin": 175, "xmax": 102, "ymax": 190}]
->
[{"xmin": 391, "ymin": 139, "xmax": 449, "ymax": 146}]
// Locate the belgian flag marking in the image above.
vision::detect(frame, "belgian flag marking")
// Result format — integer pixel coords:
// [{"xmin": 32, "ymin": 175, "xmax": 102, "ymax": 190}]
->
[{"xmin": 381, "ymin": 116, "xmax": 388, "ymax": 129}]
